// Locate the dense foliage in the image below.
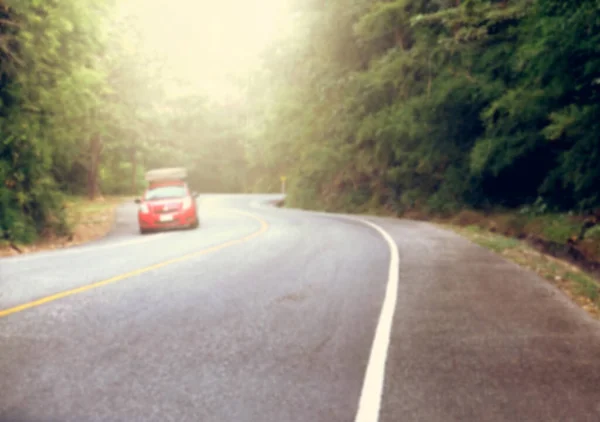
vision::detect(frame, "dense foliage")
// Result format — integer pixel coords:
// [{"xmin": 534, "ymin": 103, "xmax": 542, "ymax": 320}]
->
[
  {"xmin": 248, "ymin": 0, "xmax": 600, "ymax": 215},
  {"xmin": 1, "ymin": 0, "xmax": 114, "ymax": 242},
  {"xmin": 1, "ymin": 0, "xmax": 598, "ymax": 243},
  {"xmin": 0, "ymin": 0, "xmax": 251, "ymax": 243}
]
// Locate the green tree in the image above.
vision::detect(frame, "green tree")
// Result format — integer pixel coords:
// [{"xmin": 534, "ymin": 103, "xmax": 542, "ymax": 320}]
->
[
  {"xmin": 249, "ymin": 0, "xmax": 600, "ymax": 215},
  {"xmin": 0, "ymin": 0, "xmax": 113, "ymax": 242}
]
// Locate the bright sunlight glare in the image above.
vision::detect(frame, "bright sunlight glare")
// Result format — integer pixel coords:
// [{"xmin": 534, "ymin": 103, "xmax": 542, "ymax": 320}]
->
[{"xmin": 119, "ymin": 0, "xmax": 294, "ymax": 102}]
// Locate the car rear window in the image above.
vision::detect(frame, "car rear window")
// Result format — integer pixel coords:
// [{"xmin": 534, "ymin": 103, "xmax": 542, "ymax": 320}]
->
[{"xmin": 145, "ymin": 185, "xmax": 187, "ymax": 200}]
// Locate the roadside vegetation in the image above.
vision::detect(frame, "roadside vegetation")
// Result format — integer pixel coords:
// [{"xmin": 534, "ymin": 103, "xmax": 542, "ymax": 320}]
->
[
  {"xmin": 0, "ymin": 196, "xmax": 128, "ymax": 256},
  {"xmin": 248, "ymin": 0, "xmax": 600, "ymax": 218},
  {"xmin": 0, "ymin": 0, "xmax": 255, "ymax": 249}
]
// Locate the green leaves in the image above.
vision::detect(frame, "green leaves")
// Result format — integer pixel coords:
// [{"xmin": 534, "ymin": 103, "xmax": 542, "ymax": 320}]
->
[
  {"xmin": 0, "ymin": 0, "xmax": 146, "ymax": 241},
  {"xmin": 249, "ymin": 0, "xmax": 600, "ymax": 214},
  {"xmin": 2, "ymin": 0, "xmax": 599, "ymax": 244}
]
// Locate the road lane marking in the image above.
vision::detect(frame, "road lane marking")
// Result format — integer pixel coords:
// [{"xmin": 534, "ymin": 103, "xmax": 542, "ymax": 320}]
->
[
  {"xmin": 283, "ymin": 205, "xmax": 400, "ymax": 421},
  {"xmin": 278, "ymin": 200, "xmax": 401, "ymax": 421},
  {"xmin": 0, "ymin": 209, "xmax": 269, "ymax": 319},
  {"xmin": 352, "ymin": 219, "xmax": 400, "ymax": 422}
]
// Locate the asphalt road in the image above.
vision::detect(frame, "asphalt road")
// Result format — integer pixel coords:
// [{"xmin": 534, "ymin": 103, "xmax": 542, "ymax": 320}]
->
[{"xmin": 1, "ymin": 194, "xmax": 599, "ymax": 422}]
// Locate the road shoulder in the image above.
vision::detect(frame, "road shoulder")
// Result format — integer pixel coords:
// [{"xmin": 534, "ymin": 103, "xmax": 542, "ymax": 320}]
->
[
  {"xmin": 276, "ymin": 198, "xmax": 600, "ymax": 321},
  {"xmin": 361, "ymin": 216, "xmax": 600, "ymax": 422},
  {"xmin": 444, "ymin": 224, "xmax": 600, "ymax": 320},
  {"xmin": 0, "ymin": 196, "xmax": 130, "ymax": 257}
]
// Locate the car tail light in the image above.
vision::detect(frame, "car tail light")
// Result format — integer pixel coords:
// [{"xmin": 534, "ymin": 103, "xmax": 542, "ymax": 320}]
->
[
  {"xmin": 139, "ymin": 203, "xmax": 150, "ymax": 214},
  {"xmin": 182, "ymin": 197, "xmax": 192, "ymax": 210}
]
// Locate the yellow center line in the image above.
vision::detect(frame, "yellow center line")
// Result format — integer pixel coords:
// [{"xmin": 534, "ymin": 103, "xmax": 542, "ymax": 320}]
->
[{"xmin": 0, "ymin": 209, "xmax": 269, "ymax": 319}]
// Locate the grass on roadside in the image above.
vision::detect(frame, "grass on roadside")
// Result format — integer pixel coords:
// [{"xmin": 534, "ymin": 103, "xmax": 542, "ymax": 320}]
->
[
  {"xmin": 64, "ymin": 195, "xmax": 128, "ymax": 228},
  {"xmin": 0, "ymin": 195, "xmax": 131, "ymax": 256},
  {"xmin": 446, "ymin": 224, "xmax": 600, "ymax": 319}
]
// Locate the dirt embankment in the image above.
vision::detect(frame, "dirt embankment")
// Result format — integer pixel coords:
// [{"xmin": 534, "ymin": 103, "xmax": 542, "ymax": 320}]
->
[
  {"xmin": 438, "ymin": 210, "xmax": 600, "ymax": 278},
  {"xmin": 0, "ymin": 196, "xmax": 129, "ymax": 257}
]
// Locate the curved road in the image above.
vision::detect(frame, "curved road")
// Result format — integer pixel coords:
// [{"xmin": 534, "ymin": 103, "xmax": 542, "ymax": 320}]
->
[{"xmin": 1, "ymin": 194, "xmax": 599, "ymax": 421}]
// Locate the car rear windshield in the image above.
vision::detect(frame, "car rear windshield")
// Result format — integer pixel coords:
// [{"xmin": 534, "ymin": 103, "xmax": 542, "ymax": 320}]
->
[{"xmin": 145, "ymin": 185, "xmax": 187, "ymax": 200}]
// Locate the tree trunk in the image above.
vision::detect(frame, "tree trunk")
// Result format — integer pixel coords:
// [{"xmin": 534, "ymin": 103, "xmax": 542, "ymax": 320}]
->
[
  {"xmin": 395, "ymin": 28, "xmax": 406, "ymax": 50},
  {"xmin": 87, "ymin": 134, "xmax": 102, "ymax": 200},
  {"xmin": 131, "ymin": 146, "xmax": 137, "ymax": 195}
]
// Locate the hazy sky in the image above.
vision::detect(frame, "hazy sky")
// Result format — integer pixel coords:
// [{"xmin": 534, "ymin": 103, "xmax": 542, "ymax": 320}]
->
[{"xmin": 119, "ymin": 0, "xmax": 294, "ymax": 101}]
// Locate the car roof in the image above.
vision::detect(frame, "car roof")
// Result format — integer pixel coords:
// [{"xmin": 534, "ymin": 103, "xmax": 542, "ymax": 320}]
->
[{"xmin": 148, "ymin": 180, "xmax": 186, "ymax": 189}]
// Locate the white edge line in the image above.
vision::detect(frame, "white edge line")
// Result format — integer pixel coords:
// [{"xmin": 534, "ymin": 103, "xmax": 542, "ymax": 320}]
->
[
  {"xmin": 289, "ymin": 206, "xmax": 399, "ymax": 422},
  {"xmin": 350, "ymin": 217, "xmax": 399, "ymax": 422}
]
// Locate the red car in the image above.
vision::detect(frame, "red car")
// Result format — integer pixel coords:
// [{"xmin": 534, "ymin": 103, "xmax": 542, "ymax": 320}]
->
[{"xmin": 135, "ymin": 180, "xmax": 200, "ymax": 234}]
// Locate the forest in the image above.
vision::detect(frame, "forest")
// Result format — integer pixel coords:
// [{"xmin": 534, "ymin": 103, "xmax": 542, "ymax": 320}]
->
[
  {"xmin": 1, "ymin": 0, "xmax": 599, "ymax": 244},
  {"xmin": 250, "ymin": 0, "xmax": 600, "ymax": 215}
]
